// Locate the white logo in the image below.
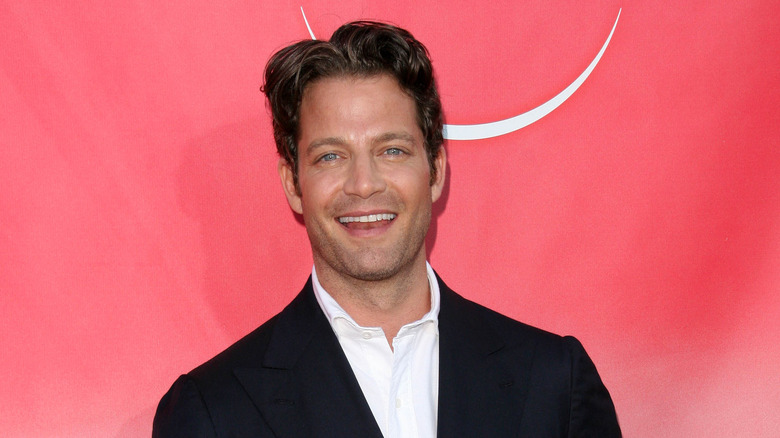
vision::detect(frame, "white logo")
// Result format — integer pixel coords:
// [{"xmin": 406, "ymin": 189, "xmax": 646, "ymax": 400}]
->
[{"xmin": 300, "ymin": 8, "xmax": 621, "ymax": 141}]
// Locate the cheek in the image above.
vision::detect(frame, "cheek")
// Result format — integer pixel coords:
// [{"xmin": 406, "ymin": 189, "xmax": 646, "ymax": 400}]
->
[
  {"xmin": 393, "ymin": 176, "xmax": 433, "ymax": 205},
  {"xmin": 299, "ymin": 174, "xmax": 342, "ymax": 210},
  {"xmin": 397, "ymin": 164, "xmax": 432, "ymax": 190}
]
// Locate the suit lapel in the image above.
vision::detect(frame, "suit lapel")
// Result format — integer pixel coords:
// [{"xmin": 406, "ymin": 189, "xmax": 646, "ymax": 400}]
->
[
  {"xmin": 229, "ymin": 275, "xmax": 535, "ymax": 436},
  {"xmin": 436, "ymin": 277, "xmax": 536, "ymax": 436},
  {"xmin": 234, "ymin": 279, "xmax": 383, "ymax": 438}
]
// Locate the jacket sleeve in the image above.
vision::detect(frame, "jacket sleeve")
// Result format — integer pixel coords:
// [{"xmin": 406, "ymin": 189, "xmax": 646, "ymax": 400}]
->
[
  {"xmin": 153, "ymin": 375, "xmax": 218, "ymax": 438},
  {"xmin": 564, "ymin": 336, "xmax": 622, "ymax": 437}
]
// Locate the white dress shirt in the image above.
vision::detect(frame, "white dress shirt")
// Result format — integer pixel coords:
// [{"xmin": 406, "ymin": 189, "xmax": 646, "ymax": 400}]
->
[{"xmin": 312, "ymin": 263, "xmax": 440, "ymax": 438}]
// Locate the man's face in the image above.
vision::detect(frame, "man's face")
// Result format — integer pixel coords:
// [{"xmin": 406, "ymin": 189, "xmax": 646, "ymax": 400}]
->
[{"xmin": 279, "ymin": 74, "xmax": 446, "ymax": 284}]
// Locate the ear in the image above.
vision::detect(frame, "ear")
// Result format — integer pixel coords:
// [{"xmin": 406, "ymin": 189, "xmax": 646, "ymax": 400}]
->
[
  {"xmin": 430, "ymin": 147, "xmax": 447, "ymax": 203},
  {"xmin": 278, "ymin": 158, "xmax": 303, "ymax": 214}
]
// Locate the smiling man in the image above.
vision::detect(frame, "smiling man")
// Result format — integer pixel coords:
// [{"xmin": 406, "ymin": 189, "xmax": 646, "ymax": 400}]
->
[
  {"xmin": 154, "ymin": 21, "xmax": 620, "ymax": 437},
  {"xmin": 285, "ymin": 73, "xmax": 443, "ymax": 345}
]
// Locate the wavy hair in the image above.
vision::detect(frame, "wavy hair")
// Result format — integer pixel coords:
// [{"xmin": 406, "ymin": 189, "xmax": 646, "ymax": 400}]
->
[{"xmin": 262, "ymin": 21, "xmax": 443, "ymax": 189}]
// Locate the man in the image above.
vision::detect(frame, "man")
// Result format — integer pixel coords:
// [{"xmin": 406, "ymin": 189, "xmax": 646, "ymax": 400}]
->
[{"xmin": 153, "ymin": 21, "xmax": 620, "ymax": 437}]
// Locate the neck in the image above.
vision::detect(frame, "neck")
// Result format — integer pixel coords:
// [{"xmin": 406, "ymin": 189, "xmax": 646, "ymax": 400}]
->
[{"xmin": 315, "ymin": 254, "xmax": 431, "ymax": 344}]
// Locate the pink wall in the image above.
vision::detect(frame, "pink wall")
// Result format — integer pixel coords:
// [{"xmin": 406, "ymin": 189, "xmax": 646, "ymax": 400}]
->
[{"xmin": 1, "ymin": 1, "xmax": 778, "ymax": 436}]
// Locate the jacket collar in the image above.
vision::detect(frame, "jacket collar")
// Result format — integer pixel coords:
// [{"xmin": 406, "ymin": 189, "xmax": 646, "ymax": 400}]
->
[
  {"xmin": 233, "ymin": 278, "xmax": 383, "ymax": 437},
  {"xmin": 232, "ymin": 274, "xmax": 535, "ymax": 436},
  {"xmin": 436, "ymin": 273, "xmax": 535, "ymax": 436}
]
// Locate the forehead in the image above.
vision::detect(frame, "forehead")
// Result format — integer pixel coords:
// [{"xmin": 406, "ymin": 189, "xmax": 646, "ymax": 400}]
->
[
  {"xmin": 302, "ymin": 72, "xmax": 406, "ymax": 98},
  {"xmin": 298, "ymin": 74, "xmax": 420, "ymax": 135}
]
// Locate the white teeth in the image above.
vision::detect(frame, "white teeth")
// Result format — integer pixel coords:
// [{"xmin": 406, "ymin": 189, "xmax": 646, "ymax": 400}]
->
[{"xmin": 338, "ymin": 213, "xmax": 396, "ymax": 224}]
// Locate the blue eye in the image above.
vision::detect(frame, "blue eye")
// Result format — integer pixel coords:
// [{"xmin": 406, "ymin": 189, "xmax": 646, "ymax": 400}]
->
[
  {"xmin": 385, "ymin": 148, "xmax": 404, "ymax": 156},
  {"xmin": 320, "ymin": 153, "xmax": 338, "ymax": 162}
]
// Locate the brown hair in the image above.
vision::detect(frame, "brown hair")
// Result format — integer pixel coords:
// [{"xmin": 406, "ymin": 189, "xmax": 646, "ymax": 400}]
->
[{"xmin": 262, "ymin": 21, "xmax": 443, "ymax": 188}]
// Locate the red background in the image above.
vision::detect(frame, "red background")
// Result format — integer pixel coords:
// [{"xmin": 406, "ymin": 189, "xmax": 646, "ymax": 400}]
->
[{"xmin": 1, "ymin": 1, "xmax": 778, "ymax": 436}]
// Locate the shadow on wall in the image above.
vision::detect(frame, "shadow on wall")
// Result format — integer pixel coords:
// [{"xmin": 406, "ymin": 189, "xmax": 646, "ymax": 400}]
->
[
  {"xmin": 176, "ymin": 117, "xmax": 287, "ymax": 340},
  {"xmin": 427, "ymin": 148, "xmax": 451, "ymax": 260},
  {"xmin": 116, "ymin": 405, "xmax": 156, "ymax": 437}
]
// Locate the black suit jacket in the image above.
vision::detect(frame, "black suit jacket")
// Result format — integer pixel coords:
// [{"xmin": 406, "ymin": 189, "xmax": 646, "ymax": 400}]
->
[{"xmin": 153, "ymin": 276, "xmax": 621, "ymax": 437}]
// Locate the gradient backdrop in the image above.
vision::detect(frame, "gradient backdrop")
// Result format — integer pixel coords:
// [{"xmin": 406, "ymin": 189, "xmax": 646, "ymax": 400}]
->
[{"xmin": 2, "ymin": 1, "xmax": 778, "ymax": 436}]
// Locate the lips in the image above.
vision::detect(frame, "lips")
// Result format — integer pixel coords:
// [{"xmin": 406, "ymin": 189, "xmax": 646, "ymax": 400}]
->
[
  {"xmin": 338, "ymin": 213, "xmax": 396, "ymax": 224},
  {"xmin": 337, "ymin": 213, "xmax": 396, "ymax": 230}
]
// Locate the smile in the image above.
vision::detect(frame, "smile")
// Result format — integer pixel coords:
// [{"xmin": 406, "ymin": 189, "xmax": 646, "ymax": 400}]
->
[{"xmin": 338, "ymin": 213, "xmax": 396, "ymax": 224}]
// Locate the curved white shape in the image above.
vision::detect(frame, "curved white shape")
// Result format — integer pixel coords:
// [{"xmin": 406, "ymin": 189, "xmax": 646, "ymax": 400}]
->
[
  {"xmin": 301, "ymin": 7, "xmax": 316, "ymax": 40},
  {"xmin": 299, "ymin": 7, "xmax": 621, "ymax": 141},
  {"xmin": 443, "ymin": 9, "xmax": 621, "ymax": 141}
]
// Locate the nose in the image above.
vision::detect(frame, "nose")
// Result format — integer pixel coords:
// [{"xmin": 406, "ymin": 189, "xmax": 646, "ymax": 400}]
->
[{"xmin": 343, "ymin": 154, "xmax": 386, "ymax": 198}]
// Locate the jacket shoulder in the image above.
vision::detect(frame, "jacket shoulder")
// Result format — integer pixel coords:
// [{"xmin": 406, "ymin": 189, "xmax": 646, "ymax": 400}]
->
[
  {"xmin": 154, "ymin": 281, "xmax": 318, "ymax": 437},
  {"xmin": 439, "ymin": 281, "xmax": 621, "ymax": 436},
  {"xmin": 189, "ymin": 313, "xmax": 280, "ymax": 380},
  {"xmin": 440, "ymin": 282, "xmax": 567, "ymax": 348}
]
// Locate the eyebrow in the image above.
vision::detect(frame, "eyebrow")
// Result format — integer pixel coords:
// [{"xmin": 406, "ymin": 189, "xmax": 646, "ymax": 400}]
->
[
  {"xmin": 305, "ymin": 137, "xmax": 346, "ymax": 155},
  {"xmin": 372, "ymin": 132, "xmax": 417, "ymax": 146},
  {"xmin": 304, "ymin": 131, "xmax": 417, "ymax": 155}
]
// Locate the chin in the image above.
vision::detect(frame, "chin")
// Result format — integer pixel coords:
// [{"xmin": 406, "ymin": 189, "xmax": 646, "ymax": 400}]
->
[
  {"xmin": 343, "ymin": 261, "xmax": 399, "ymax": 282},
  {"xmin": 348, "ymin": 248, "xmax": 425, "ymax": 282}
]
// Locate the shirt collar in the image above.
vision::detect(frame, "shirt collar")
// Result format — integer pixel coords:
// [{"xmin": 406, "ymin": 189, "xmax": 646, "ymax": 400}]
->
[{"xmin": 312, "ymin": 262, "xmax": 441, "ymax": 330}]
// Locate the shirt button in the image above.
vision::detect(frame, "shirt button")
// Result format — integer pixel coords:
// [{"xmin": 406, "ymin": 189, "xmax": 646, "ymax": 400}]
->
[
  {"xmin": 362, "ymin": 332, "xmax": 372, "ymax": 340},
  {"xmin": 395, "ymin": 398, "xmax": 402, "ymax": 408}
]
